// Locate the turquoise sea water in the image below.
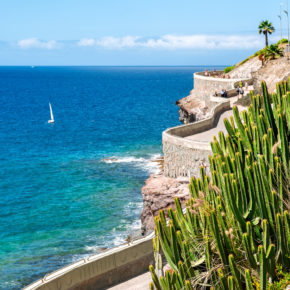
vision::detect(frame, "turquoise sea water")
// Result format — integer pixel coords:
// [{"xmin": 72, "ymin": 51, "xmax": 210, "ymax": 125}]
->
[{"xmin": 0, "ymin": 66, "xmax": 220, "ymax": 289}]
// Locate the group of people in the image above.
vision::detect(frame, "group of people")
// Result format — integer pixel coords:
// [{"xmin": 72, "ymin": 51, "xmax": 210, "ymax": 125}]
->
[
  {"xmin": 236, "ymin": 86, "xmax": 244, "ymax": 97},
  {"xmin": 213, "ymin": 81, "xmax": 248, "ymax": 99},
  {"xmin": 214, "ymin": 89, "xmax": 228, "ymax": 98},
  {"xmin": 220, "ymin": 89, "xmax": 228, "ymax": 98},
  {"xmin": 236, "ymin": 81, "xmax": 248, "ymax": 98}
]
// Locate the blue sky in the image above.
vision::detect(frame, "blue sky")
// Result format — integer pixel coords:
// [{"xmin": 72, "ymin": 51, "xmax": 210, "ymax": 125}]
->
[{"xmin": 0, "ymin": 0, "xmax": 287, "ymax": 65}]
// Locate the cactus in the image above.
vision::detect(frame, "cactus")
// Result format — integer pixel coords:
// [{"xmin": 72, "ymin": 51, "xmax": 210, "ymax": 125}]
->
[
  {"xmin": 245, "ymin": 269, "xmax": 254, "ymax": 290},
  {"xmin": 150, "ymin": 81, "xmax": 289, "ymax": 289}
]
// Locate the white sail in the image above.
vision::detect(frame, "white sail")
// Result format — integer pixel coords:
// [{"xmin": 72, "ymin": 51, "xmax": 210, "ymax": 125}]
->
[{"xmin": 48, "ymin": 102, "xmax": 54, "ymax": 123}]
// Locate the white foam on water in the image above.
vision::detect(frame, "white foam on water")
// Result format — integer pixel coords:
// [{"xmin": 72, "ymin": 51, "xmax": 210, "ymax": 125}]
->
[
  {"xmin": 101, "ymin": 156, "xmax": 146, "ymax": 164},
  {"xmin": 100, "ymin": 153, "xmax": 162, "ymax": 174}
]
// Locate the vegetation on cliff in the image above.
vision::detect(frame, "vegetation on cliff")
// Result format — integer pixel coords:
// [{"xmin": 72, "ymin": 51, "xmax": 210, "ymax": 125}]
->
[{"xmin": 149, "ymin": 79, "xmax": 290, "ymax": 289}]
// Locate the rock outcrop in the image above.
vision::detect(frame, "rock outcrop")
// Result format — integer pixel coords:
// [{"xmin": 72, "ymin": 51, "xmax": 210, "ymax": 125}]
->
[
  {"xmin": 176, "ymin": 90, "xmax": 211, "ymax": 124},
  {"xmin": 140, "ymin": 173, "xmax": 190, "ymax": 234}
]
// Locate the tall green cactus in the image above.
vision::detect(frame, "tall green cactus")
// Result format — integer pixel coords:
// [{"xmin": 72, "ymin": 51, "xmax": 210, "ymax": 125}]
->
[{"xmin": 150, "ymin": 80, "xmax": 290, "ymax": 289}]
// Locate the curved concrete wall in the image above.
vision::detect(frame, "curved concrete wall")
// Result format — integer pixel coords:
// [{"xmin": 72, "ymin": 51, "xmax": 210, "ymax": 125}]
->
[
  {"xmin": 163, "ymin": 100, "xmax": 230, "ymax": 178},
  {"xmin": 24, "ymin": 232, "xmax": 155, "ymax": 290},
  {"xmin": 193, "ymin": 72, "xmax": 252, "ymax": 101}
]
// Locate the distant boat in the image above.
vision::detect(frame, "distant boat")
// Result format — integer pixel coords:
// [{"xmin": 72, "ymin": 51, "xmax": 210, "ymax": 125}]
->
[{"xmin": 48, "ymin": 102, "xmax": 55, "ymax": 123}]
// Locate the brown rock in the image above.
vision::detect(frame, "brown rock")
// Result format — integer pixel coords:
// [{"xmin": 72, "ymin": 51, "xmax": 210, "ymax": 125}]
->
[{"xmin": 140, "ymin": 173, "xmax": 190, "ymax": 234}]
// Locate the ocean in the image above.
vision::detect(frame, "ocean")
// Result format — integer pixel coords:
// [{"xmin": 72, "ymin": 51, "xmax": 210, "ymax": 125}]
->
[{"xmin": 0, "ymin": 66, "xmax": 219, "ymax": 289}]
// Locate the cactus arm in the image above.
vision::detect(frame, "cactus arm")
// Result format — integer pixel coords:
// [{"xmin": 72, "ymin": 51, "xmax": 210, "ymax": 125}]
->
[
  {"xmin": 258, "ymin": 245, "xmax": 267, "ymax": 290},
  {"xmin": 218, "ymin": 268, "xmax": 229, "ymax": 290},
  {"xmin": 210, "ymin": 212, "xmax": 228, "ymax": 266},
  {"xmin": 149, "ymin": 265, "xmax": 162, "ymax": 290},
  {"xmin": 227, "ymin": 276, "xmax": 234, "ymax": 290},
  {"xmin": 242, "ymin": 233, "xmax": 257, "ymax": 269},
  {"xmin": 229, "ymin": 254, "xmax": 243, "ymax": 289},
  {"xmin": 245, "ymin": 269, "xmax": 254, "ymax": 290}
]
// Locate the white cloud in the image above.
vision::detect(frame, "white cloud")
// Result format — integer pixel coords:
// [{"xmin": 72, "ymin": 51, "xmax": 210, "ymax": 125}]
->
[
  {"xmin": 77, "ymin": 38, "xmax": 96, "ymax": 47},
  {"xmin": 17, "ymin": 38, "xmax": 58, "ymax": 49},
  {"xmin": 78, "ymin": 34, "xmax": 264, "ymax": 50},
  {"xmin": 96, "ymin": 36, "xmax": 141, "ymax": 48}
]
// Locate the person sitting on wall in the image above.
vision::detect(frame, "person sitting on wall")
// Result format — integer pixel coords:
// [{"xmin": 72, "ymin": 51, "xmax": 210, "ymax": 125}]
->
[
  {"xmin": 224, "ymin": 89, "xmax": 228, "ymax": 98},
  {"xmin": 205, "ymin": 69, "xmax": 208, "ymax": 76},
  {"xmin": 220, "ymin": 89, "xmax": 225, "ymax": 97}
]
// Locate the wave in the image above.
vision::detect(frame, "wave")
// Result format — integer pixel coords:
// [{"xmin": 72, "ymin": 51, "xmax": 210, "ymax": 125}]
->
[
  {"xmin": 100, "ymin": 154, "xmax": 162, "ymax": 174},
  {"xmin": 101, "ymin": 156, "xmax": 146, "ymax": 164}
]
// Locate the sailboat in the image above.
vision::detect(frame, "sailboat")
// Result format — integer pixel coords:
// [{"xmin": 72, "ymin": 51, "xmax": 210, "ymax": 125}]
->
[{"xmin": 48, "ymin": 102, "xmax": 55, "ymax": 123}]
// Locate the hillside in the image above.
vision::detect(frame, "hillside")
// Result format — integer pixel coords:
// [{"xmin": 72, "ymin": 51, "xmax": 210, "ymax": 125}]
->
[{"xmin": 227, "ymin": 43, "xmax": 290, "ymax": 93}]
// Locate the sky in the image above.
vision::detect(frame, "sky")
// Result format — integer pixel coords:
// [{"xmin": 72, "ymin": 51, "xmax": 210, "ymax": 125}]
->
[{"xmin": 0, "ymin": 0, "xmax": 288, "ymax": 65}]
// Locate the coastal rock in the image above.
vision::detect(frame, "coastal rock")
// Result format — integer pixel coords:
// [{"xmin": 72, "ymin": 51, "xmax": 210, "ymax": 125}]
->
[
  {"xmin": 140, "ymin": 173, "xmax": 190, "ymax": 234},
  {"xmin": 176, "ymin": 91, "xmax": 211, "ymax": 124}
]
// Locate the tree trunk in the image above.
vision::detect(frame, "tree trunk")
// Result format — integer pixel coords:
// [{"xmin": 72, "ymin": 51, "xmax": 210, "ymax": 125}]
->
[{"xmin": 265, "ymin": 32, "xmax": 268, "ymax": 47}]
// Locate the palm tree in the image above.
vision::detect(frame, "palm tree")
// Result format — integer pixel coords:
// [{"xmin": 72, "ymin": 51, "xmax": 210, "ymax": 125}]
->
[
  {"xmin": 258, "ymin": 20, "xmax": 275, "ymax": 47},
  {"xmin": 264, "ymin": 44, "xmax": 284, "ymax": 60}
]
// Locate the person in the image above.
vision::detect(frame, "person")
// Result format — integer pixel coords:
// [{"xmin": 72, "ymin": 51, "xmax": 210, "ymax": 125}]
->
[
  {"xmin": 205, "ymin": 69, "xmax": 208, "ymax": 76},
  {"xmin": 245, "ymin": 81, "xmax": 248, "ymax": 90},
  {"xmin": 239, "ymin": 87, "xmax": 244, "ymax": 98},
  {"xmin": 220, "ymin": 89, "xmax": 225, "ymax": 97},
  {"xmin": 239, "ymin": 81, "xmax": 243, "ymax": 88},
  {"xmin": 224, "ymin": 89, "xmax": 228, "ymax": 98},
  {"xmin": 235, "ymin": 86, "xmax": 240, "ymax": 98}
]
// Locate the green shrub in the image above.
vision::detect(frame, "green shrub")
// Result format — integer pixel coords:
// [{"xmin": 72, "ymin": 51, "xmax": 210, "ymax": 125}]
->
[
  {"xmin": 268, "ymin": 266, "xmax": 290, "ymax": 289},
  {"xmin": 224, "ymin": 65, "xmax": 235, "ymax": 73},
  {"xmin": 277, "ymin": 38, "xmax": 289, "ymax": 45}
]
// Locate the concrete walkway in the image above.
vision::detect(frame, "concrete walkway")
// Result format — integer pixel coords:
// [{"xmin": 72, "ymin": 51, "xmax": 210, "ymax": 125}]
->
[
  {"xmin": 107, "ymin": 271, "xmax": 151, "ymax": 290},
  {"xmin": 185, "ymin": 92, "xmax": 250, "ymax": 143},
  {"xmin": 185, "ymin": 109, "xmax": 233, "ymax": 142}
]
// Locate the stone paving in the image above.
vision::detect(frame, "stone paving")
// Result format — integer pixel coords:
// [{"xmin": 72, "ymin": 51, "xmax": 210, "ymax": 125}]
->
[
  {"xmin": 184, "ymin": 89, "xmax": 251, "ymax": 143},
  {"xmin": 107, "ymin": 271, "xmax": 151, "ymax": 290}
]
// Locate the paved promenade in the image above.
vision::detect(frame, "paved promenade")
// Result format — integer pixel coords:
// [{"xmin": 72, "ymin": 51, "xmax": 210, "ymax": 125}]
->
[
  {"xmin": 185, "ymin": 92, "xmax": 250, "ymax": 143},
  {"xmin": 108, "ymin": 271, "xmax": 151, "ymax": 290},
  {"xmin": 184, "ymin": 109, "xmax": 233, "ymax": 142}
]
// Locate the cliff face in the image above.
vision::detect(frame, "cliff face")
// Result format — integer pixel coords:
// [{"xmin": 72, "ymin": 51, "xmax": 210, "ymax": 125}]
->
[
  {"xmin": 140, "ymin": 173, "xmax": 190, "ymax": 234},
  {"xmin": 176, "ymin": 90, "xmax": 211, "ymax": 124},
  {"xmin": 227, "ymin": 56, "xmax": 262, "ymax": 79}
]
